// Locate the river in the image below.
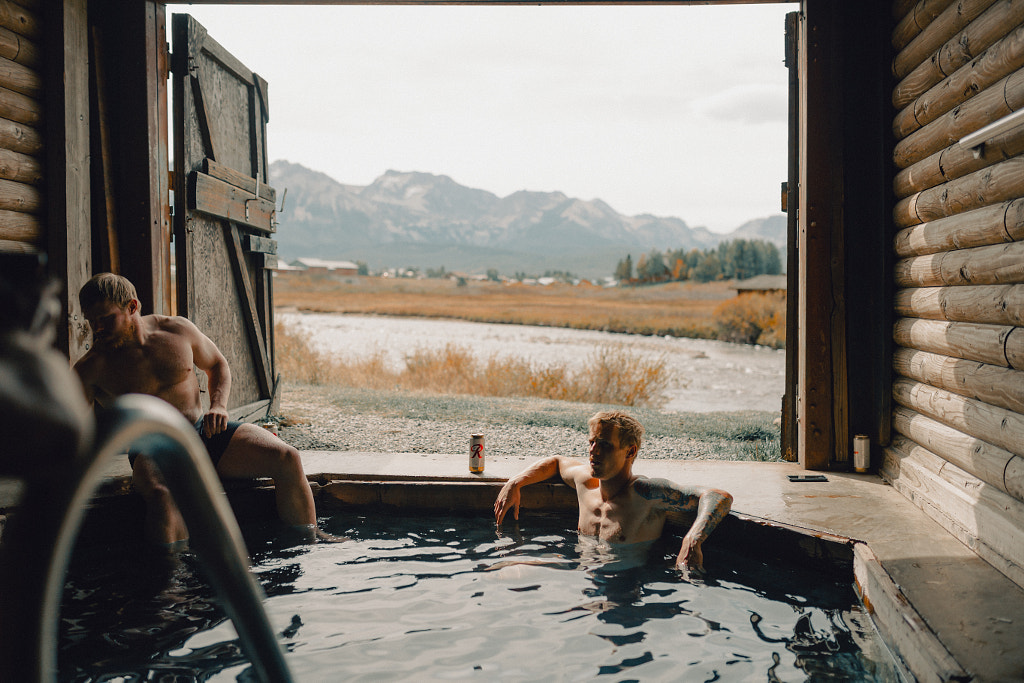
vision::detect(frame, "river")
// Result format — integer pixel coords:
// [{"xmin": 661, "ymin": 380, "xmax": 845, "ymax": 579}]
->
[{"xmin": 277, "ymin": 311, "xmax": 785, "ymax": 413}]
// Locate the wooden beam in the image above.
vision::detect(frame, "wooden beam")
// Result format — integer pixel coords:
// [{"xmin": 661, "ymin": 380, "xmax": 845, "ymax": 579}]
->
[
  {"xmin": 90, "ymin": 23, "xmax": 119, "ymax": 275},
  {"xmin": 189, "ymin": 72, "xmax": 218, "ymax": 163},
  {"xmin": 892, "ymin": 0, "xmax": 999, "ymax": 80},
  {"xmin": 0, "ymin": 145, "xmax": 40, "ymax": 184},
  {"xmin": 230, "ymin": 398, "xmax": 270, "ymax": 423},
  {"xmin": 798, "ymin": 0, "xmax": 837, "ymax": 470},
  {"xmin": 0, "ymin": 176, "xmax": 38, "ymax": 212},
  {"xmin": 255, "ymin": 253, "xmax": 277, "ymax": 270},
  {"xmin": 894, "ymin": 69, "xmax": 1024, "ymax": 170},
  {"xmin": 893, "ymin": 0, "xmax": 1023, "ymax": 110},
  {"xmin": 893, "ymin": 317, "xmax": 1018, "ymax": 368},
  {"xmin": 0, "ymin": 114, "xmax": 40, "ymax": 155},
  {"xmin": 0, "ymin": 25, "xmax": 37, "ymax": 67},
  {"xmin": 190, "ymin": 170, "xmax": 275, "ymax": 232},
  {"xmin": 199, "ymin": 28, "xmax": 254, "ymax": 84},
  {"xmin": 0, "ymin": 236, "xmax": 35, "ymax": 252},
  {"xmin": 0, "ymin": 83, "xmax": 37, "ymax": 125},
  {"xmin": 891, "ymin": 0, "xmax": 956, "ymax": 52},
  {"xmin": 893, "ymin": 376, "xmax": 1024, "ymax": 459},
  {"xmin": 0, "ymin": 52, "xmax": 38, "ymax": 97},
  {"xmin": 245, "ymin": 234, "xmax": 276, "ymax": 254},
  {"xmin": 0, "ymin": 207, "xmax": 38, "ymax": 243},
  {"xmin": 895, "ymin": 156, "xmax": 1024, "ymax": 228},
  {"xmin": 893, "ymin": 198, "xmax": 1024, "ymax": 258},
  {"xmin": 895, "ymin": 240, "xmax": 1024, "ymax": 287},
  {"xmin": 0, "ymin": 0, "xmax": 39, "ymax": 40},
  {"xmin": 224, "ymin": 221, "xmax": 272, "ymax": 396},
  {"xmin": 782, "ymin": 10, "xmax": 799, "ymax": 462},
  {"xmin": 894, "ymin": 346, "xmax": 1024, "ymax": 420},
  {"xmin": 895, "ymin": 113, "xmax": 1024, "ymax": 198},
  {"xmin": 44, "ymin": 0, "xmax": 90, "ymax": 362},
  {"xmin": 203, "ymin": 157, "xmax": 275, "ymax": 203},
  {"xmin": 895, "ymin": 283, "xmax": 1024, "ymax": 326},
  {"xmin": 892, "ymin": 405, "xmax": 1022, "ymax": 499},
  {"xmin": 893, "ymin": 18, "xmax": 1024, "ymax": 139}
]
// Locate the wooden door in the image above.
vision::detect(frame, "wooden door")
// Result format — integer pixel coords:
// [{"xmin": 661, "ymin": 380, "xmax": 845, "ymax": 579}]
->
[{"xmin": 171, "ymin": 14, "xmax": 279, "ymax": 422}]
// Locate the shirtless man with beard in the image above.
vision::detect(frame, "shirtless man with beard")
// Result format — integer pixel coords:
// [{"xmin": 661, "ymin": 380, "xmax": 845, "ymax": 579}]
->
[
  {"xmin": 494, "ymin": 411, "xmax": 732, "ymax": 571},
  {"xmin": 74, "ymin": 272, "xmax": 317, "ymax": 546}
]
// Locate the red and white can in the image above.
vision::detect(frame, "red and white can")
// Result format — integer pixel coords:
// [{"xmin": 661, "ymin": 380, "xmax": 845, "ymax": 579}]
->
[
  {"xmin": 853, "ymin": 434, "xmax": 870, "ymax": 472},
  {"xmin": 470, "ymin": 433, "xmax": 485, "ymax": 473}
]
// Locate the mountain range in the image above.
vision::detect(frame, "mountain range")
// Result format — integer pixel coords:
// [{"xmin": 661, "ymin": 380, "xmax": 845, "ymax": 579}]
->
[{"xmin": 269, "ymin": 160, "xmax": 786, "ymax": 279}]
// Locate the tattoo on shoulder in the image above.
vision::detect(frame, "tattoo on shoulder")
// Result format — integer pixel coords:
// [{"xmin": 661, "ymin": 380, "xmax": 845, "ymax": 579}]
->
[{"xmin": 633, "ymin": 477, "xmax": 700, "ymax": 511}]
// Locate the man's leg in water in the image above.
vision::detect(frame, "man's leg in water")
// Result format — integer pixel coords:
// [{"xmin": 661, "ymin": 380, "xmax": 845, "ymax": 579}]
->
[
  {"xmin": 214, "ymin": 423, "xmax": 317, "ymax": 529},
  {"xmin": 132, "ymin": 455, "xmax": 189, "ymax": 545}
]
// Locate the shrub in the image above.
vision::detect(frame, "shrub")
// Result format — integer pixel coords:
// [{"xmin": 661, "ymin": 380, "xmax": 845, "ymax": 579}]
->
[
  {"xmin": 713, "ymin": 293, "xmax": 786, "ymax": 348},
  {"xmin": 274, "ymin": 322, "xmax": 674, "ymax": 407}
]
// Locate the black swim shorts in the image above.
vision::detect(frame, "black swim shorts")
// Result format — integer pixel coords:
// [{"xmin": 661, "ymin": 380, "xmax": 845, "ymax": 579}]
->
[{"xmin": 128, "ymin": 417, "xmax": 242, "ymax": 469}]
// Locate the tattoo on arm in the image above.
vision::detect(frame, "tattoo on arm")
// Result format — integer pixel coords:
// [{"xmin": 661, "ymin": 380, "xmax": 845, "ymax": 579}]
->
[
  {"xmin": 634, "ymin": 478, "xmax": 701, "ymax": 512},
  {"xmin": 635, "ymin": 477, "xmax": 733, "ymax": 541}
]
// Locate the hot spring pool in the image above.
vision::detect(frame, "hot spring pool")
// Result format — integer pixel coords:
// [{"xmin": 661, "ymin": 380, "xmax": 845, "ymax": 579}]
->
[{"xmin": 59, "ymin": 510, "xmax": 900, "ymax": 681}]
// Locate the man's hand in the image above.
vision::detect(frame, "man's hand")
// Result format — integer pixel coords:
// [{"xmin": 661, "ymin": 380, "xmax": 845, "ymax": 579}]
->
[
  {"xmin": 494, "ymin": 480, "xmax": 522, "ymax": 526},
  {"xmin": 676, "ymin": 531, "xmax": 704, "ymax": 572},
  {"xmin": 203, "ymin": 406, "xmax": 229, "ymax": 438}
]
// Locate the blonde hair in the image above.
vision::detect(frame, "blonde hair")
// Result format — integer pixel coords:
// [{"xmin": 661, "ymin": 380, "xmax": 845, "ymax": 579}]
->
[
  {"xmin": 79, "ymin": 272, "xmax": 138, "ymax": 311},
  {"xmin": 588, "ymin": 411, "xmax": 644, "ymax": 451}
]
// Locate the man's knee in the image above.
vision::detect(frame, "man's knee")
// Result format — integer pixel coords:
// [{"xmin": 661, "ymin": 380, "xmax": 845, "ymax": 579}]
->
[
  {"xmin": 135, "ymin": 477, "xmax": 176, "ymax": 510},
  {"xmin": 246, "ymin": 433, "xmax": 304, "ymax": 477},
  {"xmin": 272, "ymin": 442, "xmax": 306, "ymax": 477}
]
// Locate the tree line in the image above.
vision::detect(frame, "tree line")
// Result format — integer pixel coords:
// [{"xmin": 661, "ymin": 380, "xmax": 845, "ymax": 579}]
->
[{"xmin": 615, "ymin": 239, "xmax": 783, "ymax": 284}]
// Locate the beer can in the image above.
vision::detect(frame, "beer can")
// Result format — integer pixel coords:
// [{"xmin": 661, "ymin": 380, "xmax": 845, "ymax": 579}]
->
[
  {"xmin": 853, "ymin": 434, "xmax": 870, "ymax": 472},
  {"xmin": 469, "ymin": 433, "xmax": 485, "ymax": 473}
]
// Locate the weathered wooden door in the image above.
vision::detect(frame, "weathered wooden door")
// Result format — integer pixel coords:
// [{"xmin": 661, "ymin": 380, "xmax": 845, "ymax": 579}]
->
[{"xmin": 172, "ymin": 14, "xmax": 279, "ymax": 422}]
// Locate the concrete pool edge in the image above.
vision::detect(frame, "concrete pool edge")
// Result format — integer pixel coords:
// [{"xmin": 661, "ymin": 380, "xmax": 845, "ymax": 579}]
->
[{"xmin": 5, "ymin": 453, "xmax": 1022, "ymax": 681}]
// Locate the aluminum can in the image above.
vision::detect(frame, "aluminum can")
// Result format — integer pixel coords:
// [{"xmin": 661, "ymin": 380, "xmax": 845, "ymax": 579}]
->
[
  {"xmin": 469, "ymin": 433, "xmax": 485, "ymax": 473},
  {"xmin": 853, "ymin": 434, "xmax": 870, "ymax": 472}
]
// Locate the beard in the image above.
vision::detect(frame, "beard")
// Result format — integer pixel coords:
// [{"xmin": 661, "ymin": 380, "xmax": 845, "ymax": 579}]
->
[{"xmin": 97, "ymin": 320, "xmax": 135, "ymax": 350}]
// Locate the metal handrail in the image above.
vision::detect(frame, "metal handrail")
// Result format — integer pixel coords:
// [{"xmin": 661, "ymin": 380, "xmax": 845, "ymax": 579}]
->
[{"xmin": 0, "ymin": 394, "xmax": 293, "ymax": 682}]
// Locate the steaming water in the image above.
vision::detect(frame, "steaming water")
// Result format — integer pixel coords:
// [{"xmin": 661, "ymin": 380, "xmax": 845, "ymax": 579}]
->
[{"xmin": 278, "ymin": 312, "xmax": 785, "ymax": 413}]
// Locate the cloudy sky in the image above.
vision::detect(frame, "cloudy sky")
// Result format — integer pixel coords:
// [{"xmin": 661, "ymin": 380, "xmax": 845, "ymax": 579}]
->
[{"xmin": 170, "ymin": 3, "xmax": 797, "ymax": 233}]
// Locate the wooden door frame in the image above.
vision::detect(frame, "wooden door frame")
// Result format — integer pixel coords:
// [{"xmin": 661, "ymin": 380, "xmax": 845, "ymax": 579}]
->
[
  {"xmin": 89, "ymin": 1, "xmax": 172, "ymax": 318},
  {"xmin": 797, "ymin": 0, "xmax": 893, "ymax": 470}
]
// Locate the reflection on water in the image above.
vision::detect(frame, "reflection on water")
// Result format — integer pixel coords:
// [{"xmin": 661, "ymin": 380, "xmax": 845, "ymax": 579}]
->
[{"xmin": 59, "ymin": 511, "xmax": 899, "ymax": 682}]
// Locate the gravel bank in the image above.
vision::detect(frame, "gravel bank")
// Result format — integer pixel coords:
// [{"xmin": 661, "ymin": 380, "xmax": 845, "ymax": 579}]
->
[{"xmin": 276, "ymin": 384, "xmax": 781, "ymax": 461}]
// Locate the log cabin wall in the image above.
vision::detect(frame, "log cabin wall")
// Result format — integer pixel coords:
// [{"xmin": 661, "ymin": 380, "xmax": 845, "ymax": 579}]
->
[
  {"xmin": 0, "ymin": 1, "xmax": 44, "ymax": 257},
  {"xmin": 884, "ymin": 0, "xmax": 1024, "ymax": 589}
]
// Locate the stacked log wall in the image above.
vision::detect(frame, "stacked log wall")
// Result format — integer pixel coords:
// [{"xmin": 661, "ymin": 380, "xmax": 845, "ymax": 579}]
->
[
  {"xmin": 888, "ymin": 0, "xmax": 1024, "ymax": 589},
  {"xmin": 0, "ymin": 0, "xmax": 42, "ymax": 254}
]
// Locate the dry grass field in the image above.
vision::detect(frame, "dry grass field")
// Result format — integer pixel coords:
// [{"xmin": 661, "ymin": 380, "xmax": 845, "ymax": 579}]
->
[
  {"xmin": 274, "ymin": 271, "xmax": 739, "ymax": 339},
  {"xmin": 275, "ymin": 322, "xmax": 674, "ymax": 407}
]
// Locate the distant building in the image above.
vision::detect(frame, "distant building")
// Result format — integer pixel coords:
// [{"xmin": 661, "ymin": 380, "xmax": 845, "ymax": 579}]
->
[
  {"xmin": 732, "ymin": 274, "xmax": 787, "ymax": 297},
  {"xmin": 291, "ymin": 257, "xmax": 360, "ymax": 275}
]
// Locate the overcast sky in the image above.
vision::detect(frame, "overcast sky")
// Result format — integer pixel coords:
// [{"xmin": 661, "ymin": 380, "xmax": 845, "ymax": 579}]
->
[{"xmin": 170, "ymin": 4, "xmax": 797, "ymax": 234}]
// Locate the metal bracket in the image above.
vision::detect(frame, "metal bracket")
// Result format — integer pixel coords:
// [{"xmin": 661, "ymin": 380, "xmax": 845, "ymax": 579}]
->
[
  {"xmin": 271, "ymin": 188, "xmax": 287, "ymax": 230},
  {"xmin": 244, "ymin": 171, "xmax": 261, "ymax": 221}
]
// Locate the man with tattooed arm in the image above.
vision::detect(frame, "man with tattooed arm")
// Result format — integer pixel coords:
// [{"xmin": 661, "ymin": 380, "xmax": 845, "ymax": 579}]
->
[{"xmin": 494, "ymin": 411, "xmax": 733, "ymax": 571}]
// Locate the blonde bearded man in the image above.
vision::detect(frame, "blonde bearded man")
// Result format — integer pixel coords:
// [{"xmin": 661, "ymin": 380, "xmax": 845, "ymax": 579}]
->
[{"xmin": 74, "ymin": 273, "xmax": 317, "ymax": 546}]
